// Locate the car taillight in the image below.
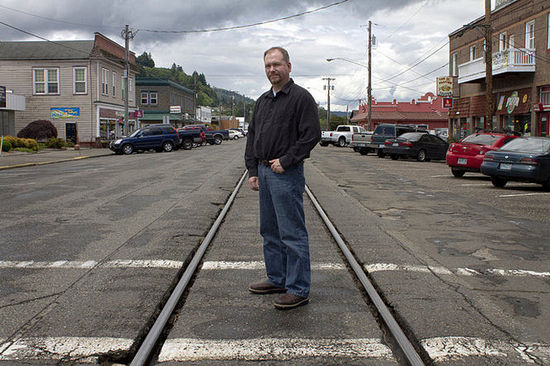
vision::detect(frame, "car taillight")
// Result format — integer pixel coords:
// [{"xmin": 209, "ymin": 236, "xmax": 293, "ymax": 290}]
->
[
  {"xmin": 483, "ymin": 154, "xmax": 494, "ymax": 161},
  {"xmin": 385, "ymin": 141, "xmax": 392, "ymax": 145},
  {"xmin": 479, "ymin": 147, "xmax": 492, "ymax": 155},
  {"xmin": 400, "ymin": 142, "xmax": 413, "ymax": 147},
  {"xmin": 330, "ymin": 133, "xmax": 333, "ymax": 137},
  {"xmin": 520, "ymin": 157, "xmax": 539, "ymax": 165}
]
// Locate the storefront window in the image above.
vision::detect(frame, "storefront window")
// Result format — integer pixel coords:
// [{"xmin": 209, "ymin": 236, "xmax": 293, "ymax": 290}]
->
[
  {"xmin": 540, "ymin": 87, "xmax": 550, "ymax": 106},
  {"xmin": 100, "ymin": 119, "xmax": 115, "ymax": 140}
]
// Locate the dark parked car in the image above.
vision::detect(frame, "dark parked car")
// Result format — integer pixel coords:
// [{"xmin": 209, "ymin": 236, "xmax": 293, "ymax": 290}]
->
[
  {"xmin": 109, "ymin": 125, "xmax": 180, "ymax": 155},
  {"xmin": 177, "ymin": 128, "xmax": 205, "ymax": 149},
  {"xmin": 183, "ymin": 125, "xmax": 226, "ymax": 145},
  {"xmin": 446, "ymin": 132, "xmax": 518, "ymax": 177},
  {"xmin": 368, "ymin": 124, "xmax": 419, "ymax": 157},
  {"xmin": 480, "ymin": 137, "xmax": 550, "ymax": 190},
  {"xmin": 384, "ymin": 132, "xmax": 449, "ymax": 161}
]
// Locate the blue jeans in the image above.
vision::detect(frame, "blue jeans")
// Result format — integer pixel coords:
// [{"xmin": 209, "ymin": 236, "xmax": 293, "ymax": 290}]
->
[{"xmin": 258, "ymin": 163, "xmax": 310, "ymax": 298}]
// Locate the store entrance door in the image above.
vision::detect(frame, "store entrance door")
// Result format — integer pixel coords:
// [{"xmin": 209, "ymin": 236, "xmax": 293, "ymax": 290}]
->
[
  {"xmin": 539, "ymin": 113, "xmax": 549, "ymax": 137},
  {"xmin": 65, "ymin": 123, "xmax": 77, "ymax": 143}
]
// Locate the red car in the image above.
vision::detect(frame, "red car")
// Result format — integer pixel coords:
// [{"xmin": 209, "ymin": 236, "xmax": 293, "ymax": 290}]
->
[{"xmin": 446, "ymin": 132, "xmax": 518, "ymax": 177}]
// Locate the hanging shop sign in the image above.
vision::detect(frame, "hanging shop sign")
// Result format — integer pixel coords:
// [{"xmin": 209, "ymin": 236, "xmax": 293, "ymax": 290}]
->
[
  {"xmin": 170, "ymin": 106, "xmax": 181, "ymax": 114},
  {"xmin": 442, "ymin": 98, "xmax": 453, "ymax": 108},
  {"xmin": 50, "ymin": 107, "xmax": 80, "ymax": 119},
  {"xmin": 436, "ymin": 77, "xmax": 454, "ymax": 97}
]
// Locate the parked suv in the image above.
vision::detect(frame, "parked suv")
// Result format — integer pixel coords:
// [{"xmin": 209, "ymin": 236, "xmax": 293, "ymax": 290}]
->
[
  {"xmin": 110, "ymin": 125, "xmax": 180, "ymax": 155},
  {"xmin": 367, "ymin": 124, "xmax": 419, "ymax": 157}
]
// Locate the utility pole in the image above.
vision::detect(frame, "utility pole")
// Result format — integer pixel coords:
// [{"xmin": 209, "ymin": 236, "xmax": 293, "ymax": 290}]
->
[
  {"xmin": 368, "ymin": 20, "xmax": 373, "ymax": 131},
  {"xmin": 322, "ymin": 77, "xmax": 335, "ymax": 131},
  {"xmin": 484, "ymin": 0, "xmax": 493, "ymax": 130},
  {"xmin": 122, "ymin": 25, "xmax": 135, "ymax": 136}
]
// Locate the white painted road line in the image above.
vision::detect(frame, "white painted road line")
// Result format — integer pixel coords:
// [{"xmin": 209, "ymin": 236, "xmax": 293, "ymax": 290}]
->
[
  {"xmin": 2, "ymin": 260, "xmax": 547, "ymax": 279},
  {"xmin": 365, "ymin": 263, "xmax": 550, "ymax": 279},
  {"xmin": 422, "ymin": 336, "xmax": 550, "ymax": 364},
  {"xmin": 460, "ymin": 183, "xmax": 490, "ymax": 187},
  {"xmin": 201, "ymin": 261, "xmax": 346, "ymax": 270},
  {"xmin": 0, "ymin": 337, "xmax": 133, "ymax": 362},
  {"xmin": 1, "ymin": 336, "xmax": 549, "ymax": 363},
  {"xmin": 157, "ymin": 338, "xmax": 394, "ymax": 362},
  {"xmin": 0, "ymin": 260, "xmax": 184, "ymax": 269},
  {"xmin": 498, "ymin": 192, "xmax": 550, "ymax": 198}
]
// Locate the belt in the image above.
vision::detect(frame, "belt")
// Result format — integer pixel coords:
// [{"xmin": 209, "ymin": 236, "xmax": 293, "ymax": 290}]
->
[{"xmin": 260, "ymin": 160, "xmax": 271, "ymax": 166}]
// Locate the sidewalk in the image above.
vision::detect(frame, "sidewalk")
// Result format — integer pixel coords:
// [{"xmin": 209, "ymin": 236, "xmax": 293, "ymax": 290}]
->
[{"xmin": 0, "ymin": 148, "xmax": 113, "ymax": 170}]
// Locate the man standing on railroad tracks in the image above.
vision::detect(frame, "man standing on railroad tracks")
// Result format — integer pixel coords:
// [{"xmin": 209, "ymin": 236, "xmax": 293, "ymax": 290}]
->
[{"xmin": 245, "ymin": 46, "xmax": 321, "ymax": 310}]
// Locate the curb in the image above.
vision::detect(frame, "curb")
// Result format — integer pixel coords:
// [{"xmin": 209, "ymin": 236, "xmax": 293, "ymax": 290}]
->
[{"xmin": 0, "ymin": 153, "xmax": 113, "ymax": 171}]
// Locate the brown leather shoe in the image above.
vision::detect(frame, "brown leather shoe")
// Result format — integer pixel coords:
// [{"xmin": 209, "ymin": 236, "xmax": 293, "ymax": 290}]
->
[
  {"xmin": 249, "ymin": 281, "xmax": 286, "ymax": 294},
  {"xmin": 274, "ymin": 293, "xmax": 309, "ymax": 309}
]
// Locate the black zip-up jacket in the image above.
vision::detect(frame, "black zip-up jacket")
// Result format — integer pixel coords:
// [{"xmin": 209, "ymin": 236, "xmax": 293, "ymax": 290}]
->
[{"xmin": 245, "ymin": 79, "xmax": 321, "ymax": 177}]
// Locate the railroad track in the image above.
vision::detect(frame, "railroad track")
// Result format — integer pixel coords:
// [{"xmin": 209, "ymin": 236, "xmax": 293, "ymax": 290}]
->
[{"xmin": 127, "ymin": 170, "xmax": 426, "ymax": 365}]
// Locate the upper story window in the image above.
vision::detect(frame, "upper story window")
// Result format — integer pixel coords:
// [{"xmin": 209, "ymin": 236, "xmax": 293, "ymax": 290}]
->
[
  {"xmin": 499, "ymin": 32, "xmax": 507, "ymax": 51},
  {"xmin": 469, "ymin": 45, "xmax": 477, "ymax": 60},
  {"xmin": 33, "ymin": 68, "xmax": 59, "ymax": 95},
  {"xmin": 128, "ymin": 77, "xmax": 134, "ymax": 101},
  {"xmin": 149, "ymin": 91, "xmax": 158, "ymax": 105},
  {"xmin": 140, "ymin": 91, "xmax": 148, "ymax": 105},
  {"xmin": 112, "ymin": 72, "xmax": 117, "ymax": 96},
  {"xmin": 122, "ymin": 78, "xmax": 126, "ymax": 100},
  {"xmin": 525, "ymin": 20, "xmax": 535, "ymax": 49},
  {"xmin": 101, "ymin": 68, "xmax": 109, "ymax": 95},
  {"xmin": 451, "ymin": 53, "xmax": 458, "ymax": 76},
  {"xmin": 73, "ymin": 67, "xmax": 87, "ymax": 94}
]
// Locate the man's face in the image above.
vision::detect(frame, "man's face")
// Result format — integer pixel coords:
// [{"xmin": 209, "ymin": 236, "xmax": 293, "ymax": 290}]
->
[{"xmin": 264, "ymin": 50, "xmax": 291, "ymax": 88}]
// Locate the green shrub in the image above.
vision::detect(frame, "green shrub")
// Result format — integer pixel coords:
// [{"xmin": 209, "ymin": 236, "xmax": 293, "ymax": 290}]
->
[
  {"xmin": 46, "ymin": 137, "xmax": 67, "ymax": 149},
  {"xmin": 13, "ymin": 147, "xmax": 37, "ymax": 153},
  {"xmin": 1, "ymin": 140, "xmax": 12, "ymax": 152},
  {"xmin": 17, "ymin": 120, "xmax": 57, "ymax": 141}
]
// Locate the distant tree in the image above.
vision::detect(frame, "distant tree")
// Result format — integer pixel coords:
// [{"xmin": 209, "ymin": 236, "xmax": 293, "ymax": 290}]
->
[{"xmin": 136, "ymin": 52, "xmax": 155, "ymax": 68}]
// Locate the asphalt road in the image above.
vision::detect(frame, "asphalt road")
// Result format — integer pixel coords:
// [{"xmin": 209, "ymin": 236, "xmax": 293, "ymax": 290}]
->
[{"xmin": 1, "ymin": 141, "xmax": 549, "ymax": 365}]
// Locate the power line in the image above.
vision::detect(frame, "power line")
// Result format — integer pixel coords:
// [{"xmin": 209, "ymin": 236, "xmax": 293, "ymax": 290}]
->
[{"xmin": 138, "ymin": 0, "xmax": 350, "ymax": 33}]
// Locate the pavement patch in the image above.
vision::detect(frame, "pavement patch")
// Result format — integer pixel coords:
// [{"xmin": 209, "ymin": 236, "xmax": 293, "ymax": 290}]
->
[{"xmin": 201, "ymin": 260, "xmax": 346, "ymax": 270}]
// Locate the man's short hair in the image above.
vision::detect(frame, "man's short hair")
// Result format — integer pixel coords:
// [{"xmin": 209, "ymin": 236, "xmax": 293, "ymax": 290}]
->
[{"xmin": 264, "ymin": 47, "xmax": 290, "ymax": 63}]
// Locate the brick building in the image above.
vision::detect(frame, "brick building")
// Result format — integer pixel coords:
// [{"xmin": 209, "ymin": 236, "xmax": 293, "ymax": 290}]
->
[
  {"xmin": 350, "ymin": 92, "xmax": 448, "ymax": 130},
  {"xmin": 136, "ymin": 78, "xmax": 195, "ymax": 127},
  {"xmin": 0, "ymin": 33, "xmax": 138, "ymax": 145},
  {"xmin": 448, "ymin": 0, "xmax": 550, "ymax": 138}
]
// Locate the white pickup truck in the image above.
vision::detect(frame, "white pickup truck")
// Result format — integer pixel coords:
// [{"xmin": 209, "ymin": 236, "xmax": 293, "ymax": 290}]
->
[{"xmin": 320, "ymin": 125, "xmax": 367, "ymax": 147}]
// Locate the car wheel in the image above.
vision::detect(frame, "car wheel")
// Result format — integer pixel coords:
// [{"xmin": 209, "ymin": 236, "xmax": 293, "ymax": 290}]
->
[
  {"xmin": 337, "ymin": 137, "xmax": 346, "ymax": 147},
  {"xmin": 377, "ymin": 150, "xmax": 385, "ymax": 158},
  {"xmin": 162, "ymin": 141, "xmax": 174, "ymax": 152},
  {"xmin": 451, "ymin": 168, "xmax": 465, "ymax": 178},
  {"xmin": 320, "ymin": 142, "xmax": 329, "ymax": 147},
  {"xmin": 391, "ymin": 154, "xmax": 399, "ymax": 160},
  {"xmin": 214, "ymin": 136, "xmax": 222, "ymax": 145},
  {"xmin": 543, "ymin": 177, "xmax": 550, "ymax": 191},
  {"xmin": 416, "ymin": 149, "xmax": 427, "ymax": 162},
  {"xmin": 122, "ymin": 144, "xmax": 133, "ymax": 155},
  {"xmin": 359, "ymin": 148, "xmax": 368, "ymax": 155},
  {"xmin": 182, "ymin": 138, "xmax": 193, "ymax": 150},
  {"xmin": 491, "ymin": 177, "xmax": 507, "ymax": 188}
]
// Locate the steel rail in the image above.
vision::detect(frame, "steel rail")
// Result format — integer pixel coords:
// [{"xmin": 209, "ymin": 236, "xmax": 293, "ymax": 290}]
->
[
  {"xmin": 130, "ymin": 170, "xmax": 249, "ymax": 366},
  {"xmin": 305, "ymin": 185, "xmax": 425, "ymax": 366}
]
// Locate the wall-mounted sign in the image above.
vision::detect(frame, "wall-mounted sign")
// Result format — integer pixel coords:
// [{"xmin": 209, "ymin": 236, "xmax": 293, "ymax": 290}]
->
[
  {"xmin": 506, "ymin": 91, "xmax": 520, "ymax": 114},
  {"xmin": 135, "ymin": 110, "xmax": 143, "ymax": 118},
  {"xmin": 442, "ymin": 98, "xmax": 453, "ymax": 108},
  {"xmin": 436, "ymin": 77, "xmax": 454, "ymax": 97},
  {"xmin": 50, "ymin": 107, "xmax": 79, "ymax": 119},
  {"xmin": 170, "ymin": 106, "xmax": 181, "ymax": 114}
]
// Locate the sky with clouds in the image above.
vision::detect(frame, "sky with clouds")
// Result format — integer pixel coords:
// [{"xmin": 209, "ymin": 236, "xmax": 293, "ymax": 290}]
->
[{"xmin": 0, "ymin": 0, "xmax": 490, "ymax": 111}]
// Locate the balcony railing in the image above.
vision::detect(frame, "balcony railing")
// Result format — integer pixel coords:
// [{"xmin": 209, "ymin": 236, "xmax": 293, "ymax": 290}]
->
[{"xmin": 457, "ymin": 48, "xmax": 535, "ymax": 84}]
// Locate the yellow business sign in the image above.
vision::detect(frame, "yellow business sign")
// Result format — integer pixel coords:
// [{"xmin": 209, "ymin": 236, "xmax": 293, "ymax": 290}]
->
[{"xmin": 436, "ymin": 77, "xmax": 454, "ymax": 97}]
